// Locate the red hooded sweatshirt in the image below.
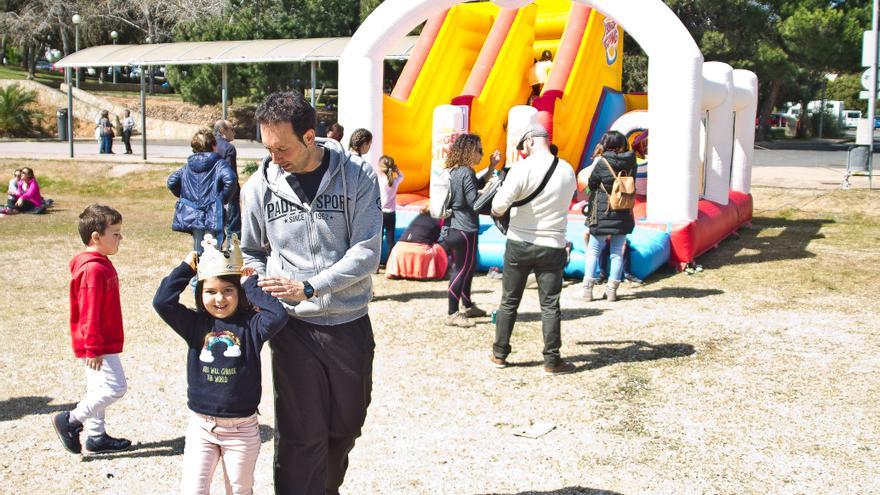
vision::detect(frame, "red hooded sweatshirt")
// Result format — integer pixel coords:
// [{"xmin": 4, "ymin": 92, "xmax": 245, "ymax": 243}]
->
[{"xmin": 69, "ymin": 252, "xmax": 124, "ymax": 358}]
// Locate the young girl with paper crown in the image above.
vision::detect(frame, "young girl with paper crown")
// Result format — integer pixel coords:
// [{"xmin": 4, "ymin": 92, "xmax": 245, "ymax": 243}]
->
[{"xmin": 153, "ymin": 234, "xmax": 288, "ymax": 494}]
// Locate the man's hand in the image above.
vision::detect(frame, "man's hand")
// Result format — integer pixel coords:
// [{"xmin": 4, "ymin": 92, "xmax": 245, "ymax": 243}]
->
[
  {"xmin": 85, "ymin": 356, "xmax": 103, "ymax": 371},
  {"xmin": 15, "ymin": 198, "xmax": 23, "ymax": 207},
  {"xmin": 258, "ymin": 276, "xmax": 307, "ymax": 303}
]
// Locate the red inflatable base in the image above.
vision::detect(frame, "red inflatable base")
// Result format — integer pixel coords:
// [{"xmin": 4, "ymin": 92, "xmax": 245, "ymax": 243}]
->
[{"xmin": 634, "ymin": 192, "xmax": 753, "ymax": 270}]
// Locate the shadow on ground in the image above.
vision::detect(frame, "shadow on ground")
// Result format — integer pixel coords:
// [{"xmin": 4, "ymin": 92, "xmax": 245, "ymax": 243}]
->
[
  {"xmin": 476, "ymin": 488, "xmax": 624, "ymax": 495},
  {"xmin": 700, "ymin": 216, "xmax": 831, "ymax": 268},
  {"xmin": 373, "ymin": 288, "xmax": 491, "ymax": 302},
  {"xmin": 626, "ymin": 287, "xmax": 723, "ymax": 299},
  {"xmin": 0, "ymin": 396, "xmax": 76, "ymax": 422},
  {"xmin": 509, "ymin": 340, "xmax": 694, "ymax": 373},
  {"xmin": 515, "ymin": 307, "xmax": 604, "ymax": 322},
  {"xmin": 81, "ymin": 424, "xmax": 274, "ymax": 462}
]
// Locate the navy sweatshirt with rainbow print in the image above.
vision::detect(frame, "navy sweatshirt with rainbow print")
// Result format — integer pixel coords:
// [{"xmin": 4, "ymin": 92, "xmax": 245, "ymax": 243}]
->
[{"xmin": 153, "ymin": 263, "xmax": 288, "ymax": 418}]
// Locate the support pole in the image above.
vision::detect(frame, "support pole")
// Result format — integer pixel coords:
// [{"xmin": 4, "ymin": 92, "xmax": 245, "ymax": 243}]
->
[
  {"xmin": 141, "ymin": 70, "xmax": 147, "ymax": 161},
  {"xmin": 66, "ymin": 68, "xmax": 74, "ymax": 158},
  {"xmin": 870, "ymin": 0, "xmax": 879, "ymax": 188},
  {"xmin": 310, "ymin": 61, "xmax": 317, "ymax": 107},
  {"xmin": 222, "ymin": 64, "xmax": 228, "ymax": 120}
]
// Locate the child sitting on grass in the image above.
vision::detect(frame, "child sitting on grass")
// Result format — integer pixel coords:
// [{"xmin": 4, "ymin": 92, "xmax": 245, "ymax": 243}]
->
[{"xmin": 152, "ymin": 234, "xmax": 288, "ymax": 494}]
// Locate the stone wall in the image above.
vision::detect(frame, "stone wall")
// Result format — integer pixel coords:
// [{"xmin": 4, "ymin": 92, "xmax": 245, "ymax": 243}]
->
[{"xmin": 0, "ymin": 79, "xmax": 201, "ymax": 139}]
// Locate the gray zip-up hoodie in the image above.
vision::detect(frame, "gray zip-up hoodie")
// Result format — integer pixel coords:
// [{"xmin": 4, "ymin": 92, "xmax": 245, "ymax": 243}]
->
[{"xmin": 240, "ymin": 138, "xmax": 382, "ymax": 326}]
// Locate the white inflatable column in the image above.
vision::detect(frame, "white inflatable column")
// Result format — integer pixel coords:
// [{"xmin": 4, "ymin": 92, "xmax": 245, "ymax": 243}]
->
[
  {"xmin": 581, "ymin": 0, "xmax": 704, "ymax": 222},
  {"xmin": 731, "ymin": 70, "xmax": 758, "ymax": 194},
  {"xmin": 701, "ymin": 62, "xmax": 734, "ymax": 205}
]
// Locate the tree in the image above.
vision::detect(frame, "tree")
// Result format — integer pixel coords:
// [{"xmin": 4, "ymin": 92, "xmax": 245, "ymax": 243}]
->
[
  {"xmin": 827, "ymin": 73, "xmax": 865, "ymax": 114},
  {"xmin": 0, "ymin": 85, "xmax": 40, "ymax": 137}
]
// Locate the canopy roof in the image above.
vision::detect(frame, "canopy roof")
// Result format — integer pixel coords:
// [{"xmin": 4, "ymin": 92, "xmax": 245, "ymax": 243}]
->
[{"xmin": 54, "ymin": 36, "xmax": 420, "ymax": 68}]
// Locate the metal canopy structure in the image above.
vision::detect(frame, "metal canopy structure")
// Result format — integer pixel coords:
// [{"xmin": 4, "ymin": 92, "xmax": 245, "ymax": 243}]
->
[
  {"xmin": 53, "ymin": 36, "xmax": 419, "ymax": 68},
  {"xmin": 53, "ymin": 36, "xmax": 420, "ymax": 160}
]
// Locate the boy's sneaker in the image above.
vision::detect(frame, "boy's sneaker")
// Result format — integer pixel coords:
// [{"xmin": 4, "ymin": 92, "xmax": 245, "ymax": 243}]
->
[
  {"xmin": 463, "ymin": 305, "xmax": 487, "ymax": 318},
  {"xmin": 51, "ymin": 411, "xmax": 83, "ymax": 454},
  {"xmin": 445, "ymin": 312, "xmax": 475, "ymax": 328},
  {"xmin": 85, "ymin": 433, "xmax": 132, "ymax": 454},
  {"xmin": 489, "ymin": 355, "xmax": 508, "ymax": 369},
  {"xmin": 543, "ymin": 361, "xmax": 576, "ymax": 376}
]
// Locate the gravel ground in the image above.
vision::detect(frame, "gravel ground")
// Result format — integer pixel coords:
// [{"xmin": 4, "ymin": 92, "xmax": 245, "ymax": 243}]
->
[{"xmin": 0, "ymin": 174, "xmax": 878, "ymax": 494}]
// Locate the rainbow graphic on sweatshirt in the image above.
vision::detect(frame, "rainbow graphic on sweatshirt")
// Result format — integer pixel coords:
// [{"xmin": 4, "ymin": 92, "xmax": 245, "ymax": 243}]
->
[{"xmin": 199, "ymin": 330, "xmax": 242, "ymax": 363}]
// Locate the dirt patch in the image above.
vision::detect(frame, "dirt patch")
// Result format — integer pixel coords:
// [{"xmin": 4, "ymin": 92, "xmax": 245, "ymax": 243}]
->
[{"xmin": 1, "ymin": 160, "xmax": 878, "ymax": 494}]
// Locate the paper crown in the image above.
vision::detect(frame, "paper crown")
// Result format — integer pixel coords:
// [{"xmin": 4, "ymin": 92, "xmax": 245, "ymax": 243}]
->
[{"xmin": 197, "ymin": 233, "xmax": 243, "ymax": 281}]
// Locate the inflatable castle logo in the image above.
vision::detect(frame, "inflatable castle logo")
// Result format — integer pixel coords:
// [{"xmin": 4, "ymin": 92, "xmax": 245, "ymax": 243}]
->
[{"xmin": 602, "ymin": 18, "xmax": 619, "ymax": 66}]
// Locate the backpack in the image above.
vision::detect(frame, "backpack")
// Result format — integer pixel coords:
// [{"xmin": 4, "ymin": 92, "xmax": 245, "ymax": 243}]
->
[
  {"xmin": 429, "ymin": 168, "xmax": 452, "ymax": 219},
  {"xmin": 599, "ymin": 157, "xmax": 635, "ymax": 211}
]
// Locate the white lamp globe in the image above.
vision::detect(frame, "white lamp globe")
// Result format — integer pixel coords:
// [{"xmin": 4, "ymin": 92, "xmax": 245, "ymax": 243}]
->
[{"xmin": 72, "ymin": 14, "xmax": 81, "ymax": 24}]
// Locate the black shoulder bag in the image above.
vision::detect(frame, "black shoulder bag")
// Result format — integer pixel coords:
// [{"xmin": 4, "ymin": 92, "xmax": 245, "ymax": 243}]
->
[{"xmin": 476, "ymin": 157, "xmax": 559, "ymax": 235}]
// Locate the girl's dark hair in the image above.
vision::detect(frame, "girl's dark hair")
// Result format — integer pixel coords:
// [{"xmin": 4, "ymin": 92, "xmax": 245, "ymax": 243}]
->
[
  {"xmin": 348, "ymin": 128, "xmax": 373, "ymax": 154},
  {"xmin": 379, "ymin": 155, "xmax": 397, "ymax": 187},
  {"xmin": 195, "ymin": 274, "xmax": 251, "ymax": 315},
  {"xmin": 445, "ymin": 133, "xmax": 482, "ymax": 169},
  {"xmin": 592, "ymin": 130, "xmax": 629, "ymax": 158}
]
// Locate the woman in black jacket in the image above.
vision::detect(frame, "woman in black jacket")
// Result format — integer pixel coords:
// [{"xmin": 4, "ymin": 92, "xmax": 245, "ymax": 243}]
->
[{"xmin": 581, "ymin": 131, "xmax": 637, "ymax": 302}]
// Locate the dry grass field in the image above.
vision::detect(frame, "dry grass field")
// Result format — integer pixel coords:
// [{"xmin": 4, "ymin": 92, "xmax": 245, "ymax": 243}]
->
[{"xmin": 0, "ymin": 158, "xmax": 878, "ymax": 494}]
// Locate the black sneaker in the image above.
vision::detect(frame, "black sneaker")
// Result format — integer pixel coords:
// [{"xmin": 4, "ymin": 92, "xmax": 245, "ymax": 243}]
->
[
  {"xmin": 543, "ymin": 361, "xmax": 576, "ymax": 376},
  {"xmin": 51, "ymin": 412, "xmax": 83, "ymax": 454},
  {"xmin": 85, "ymin": 433, "xmax": 132, "ymax": 454}
]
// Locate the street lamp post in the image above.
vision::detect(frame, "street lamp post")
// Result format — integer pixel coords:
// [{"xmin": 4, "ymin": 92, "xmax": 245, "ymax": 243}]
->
[
  {"xmin": 110, "ymin": 31, "xmax": 118, "ymax": 84},
  {"xmin": 72, "ymin": 14, "xmax": 81, "ymax": 89}
]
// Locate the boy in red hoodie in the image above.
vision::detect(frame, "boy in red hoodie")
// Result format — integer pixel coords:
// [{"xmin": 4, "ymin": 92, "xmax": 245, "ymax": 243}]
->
[{"xmin": 52, "ymin": 204, "xmax": 132, "ymax": 454}]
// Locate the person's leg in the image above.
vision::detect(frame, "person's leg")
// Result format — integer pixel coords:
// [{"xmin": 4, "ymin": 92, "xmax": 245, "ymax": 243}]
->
[
  {"xmin": 582, "ymin": 234, "xmax": 606, "ymax": 285},
  {"xmin": 192, "ymin": 229, "xmax": 207, "ymax": 255},
  {"xmin": 461, "ymin": 232, "xmax": 477, "ymax": 308},
  {"xmin": 319, "ymin": 316, "xmax": 374, "ymax": 494},
  {"xmin": 606, "ymin": 234, "xmax": 627, "ymax": 301},
  {"xmin": 270, "ymin": 317, "xmax": 374, "ymax": 495},
  {"xmin": 445, "ymin": 229, "xmax": 467, "ymax": 315},
  {"xmin": 98, "ymin": 135, "xmax": 106, "ymax": 154},
  {"xmin": 382, "ymin": 211, "xmax": 396, "ymax": 257},
  {"xmin": 180, "ymin": 413, "xmax": 222, "ymax": 494},
  {"xmin": 270, "ymin": 321, "xmax": 329, "ymax": 495},
  {"xmin": 608, "ymin": 234, "xmax": 627, "ymax": 282},
  {"xmin": 216, "ymin": 414, "xmax": 261, "ymax": 495},
  {"xmin": 70, "ymin": 354, "xmax": 128, "ymax": 438},
  {"xmin": 493, "ymin": 240, "xmax": 532, "ymax": 361},
  {"xmin": 225, "ymin": 201, "xmax": 241, "ymax": 241},
  {"xmin": 533, "ymin": 246, "xmax": 567, "ymax": 367}
]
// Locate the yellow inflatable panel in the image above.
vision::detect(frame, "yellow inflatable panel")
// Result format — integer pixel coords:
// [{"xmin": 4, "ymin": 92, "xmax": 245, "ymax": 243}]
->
[
  {"xmin": 466, "ymin": 0, "xmax": 571, "ymax": 171},
  {"xmin": 551, "ymin": 10, "xmax": 623, "ymax": 170},
  {"xmin": 384, "ymin": 3, "xmax": 498, "ymax": 193}
]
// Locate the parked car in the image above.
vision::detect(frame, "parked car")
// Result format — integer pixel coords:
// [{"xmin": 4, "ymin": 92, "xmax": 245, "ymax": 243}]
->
[
  {"xmin": 755, "ymin": 113, "xmax": 788, "ymax": 128},
  {"xmin": 35, "ymin": 59, "xmax": 53, "ymax": 71}
]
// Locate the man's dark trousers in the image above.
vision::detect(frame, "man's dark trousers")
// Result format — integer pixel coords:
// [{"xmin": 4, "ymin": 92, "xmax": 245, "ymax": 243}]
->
[
  {"xmin": 493, "ymin": 239, "xmax": 566, "ymax": 367},
  {"xmin": 271, "ymin": 315, "xmax": 374, "ymax": 494}
]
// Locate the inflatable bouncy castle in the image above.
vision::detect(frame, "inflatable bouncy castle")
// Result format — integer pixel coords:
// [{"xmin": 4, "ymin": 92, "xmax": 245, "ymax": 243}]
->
[{"xmin": 339, "ymin": 0, "xmax": 758, "ymax": 280}]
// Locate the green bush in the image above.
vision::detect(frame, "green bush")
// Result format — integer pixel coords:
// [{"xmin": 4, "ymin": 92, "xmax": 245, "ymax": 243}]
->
[
  {"xmin": 0, "ymin": 85, "xmax": 40, "ymax": 137},
  {"xmin": 809, "ymin": 110, "xmax": 843, "ymax": 138}
]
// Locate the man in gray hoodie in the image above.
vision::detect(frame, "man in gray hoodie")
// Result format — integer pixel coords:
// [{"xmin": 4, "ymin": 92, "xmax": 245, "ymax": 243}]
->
[{"xmin": 240, "ymin": 91, "xmax": 381, "ymax": 494}]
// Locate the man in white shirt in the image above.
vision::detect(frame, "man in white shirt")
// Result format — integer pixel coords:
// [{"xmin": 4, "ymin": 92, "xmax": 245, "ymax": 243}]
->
[{"xmin": 490, "ymin": 124, "xmax": 577, "ymax": 376}]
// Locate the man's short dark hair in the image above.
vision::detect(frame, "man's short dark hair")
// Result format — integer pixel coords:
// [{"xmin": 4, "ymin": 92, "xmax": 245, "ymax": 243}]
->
[
  {"xmin": 78, "ymin": 204, "xmax": 122, "ymax": 245},
  {"xmin": 255, "ymin": 92, "xmax": 316, "ymax": 142}
]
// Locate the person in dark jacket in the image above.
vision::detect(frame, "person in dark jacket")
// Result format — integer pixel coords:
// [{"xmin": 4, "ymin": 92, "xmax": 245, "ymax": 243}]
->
[
  {"xmin": 443, "ymin": 133, "xmax": 501, "ymax": 327},
  {"xmin": 168, "ymin": 129, "xmax": 237, "ymax": 254},
  {"xmin": 581, "ymin": 131, "xmax": 637, "ymax": 302},
  {"xmin": 214, "ymin": 120, "xmax": 241, "ymax": 241}
]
